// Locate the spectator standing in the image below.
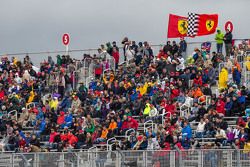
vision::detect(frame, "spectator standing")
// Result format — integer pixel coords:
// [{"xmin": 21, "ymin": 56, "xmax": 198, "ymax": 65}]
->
[
  {"xmin": 224, "ymin": 29, "xmax": 233, "ymax": 57},
  {"xmin": 215, "ymin": 29, "xmax": 224, "ymax": 53},
  {"xmin": 179, "ymin": 37, "xmax": 187, "ymax": 58}
]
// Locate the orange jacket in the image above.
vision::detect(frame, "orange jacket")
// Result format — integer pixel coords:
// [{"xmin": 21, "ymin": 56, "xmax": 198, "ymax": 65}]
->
[
  {"xmin": 108, "ymin": 122, "xmax": 117, "ymax": 130},
  {"xmin": 100, "ymin": 129, "xmax": 109, "ymax": 139},
  {"xmin": 193, "ymin": 88, "xmax": 203, "ymax": 98}
]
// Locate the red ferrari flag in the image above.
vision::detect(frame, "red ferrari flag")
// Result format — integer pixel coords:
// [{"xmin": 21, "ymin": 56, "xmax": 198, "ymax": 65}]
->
[
  {"xmin": 197, "ymin": 14, "xmax": 218, "ymax": 36},
  {"xmin": 167, "ymin": 14, "xmax": 188, "ymax": 38}
]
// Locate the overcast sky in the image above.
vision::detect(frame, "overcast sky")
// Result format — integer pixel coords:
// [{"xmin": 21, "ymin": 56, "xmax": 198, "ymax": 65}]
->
[{"xmin": 0, "ymin": 0, "xmax": 249, "ymax": 55}]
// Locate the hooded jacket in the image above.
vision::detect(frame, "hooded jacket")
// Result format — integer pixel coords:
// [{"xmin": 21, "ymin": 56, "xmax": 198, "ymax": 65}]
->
[
  {"xmin": 57, "ymin": 112, "xmax": 65, "ymax": 125},
  {"xmin": 121, "ymin": 116, "xmax": 138, "ymax": 130},
  {"xmin": 219, "ymin": 68, "xmax": 228, "ymax": 90},
  {"xmin": 215, "ymin": 29, "xmax": 224, "ymax": 44},
  {"xmin": 143, "ymin": 103, "xmax": 151, "ymax": 116},
  {"xmin": 182, "ymin": 124, "xmax": 192, "ymax": 139},
  {"xmin": 233, "ymin": 68, "xmax": 241, "ymax": 85}
]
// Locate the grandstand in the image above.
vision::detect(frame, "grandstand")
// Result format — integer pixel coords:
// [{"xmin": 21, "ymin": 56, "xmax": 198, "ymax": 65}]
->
[{"xmin": 0, "ymin": 38, "xmax": 250, "ymax": 167}]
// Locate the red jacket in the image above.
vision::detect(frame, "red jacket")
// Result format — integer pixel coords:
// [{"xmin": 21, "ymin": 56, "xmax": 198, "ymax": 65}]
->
[
  {"xmin": 165, "ymin": 103, "xmax": 176, "ymax": 114},
  {"xmin": 121, "ymin": 117, "xmax": 138, "ymax": 130},
  {"xmin": 0, "ymin": 90, "xmax": 4, "ymax": 100},
  {"xmin": 170, "ymin": 89, "xmax": 179, "ymax": 99},
  {"xmin": 57, "ymin": 112, "xmax": 65, "ymax": 125},
  {"xmin": 216, "ymin": 99, "xmax": 225, "ymax": 115},
  {"xmin": 49, "ymin": 132, "xmax": 58, "ymax": 143},
  {"xmin": 95, "ymin": 64, "xmax": 102, "ymax": 75},
  {"xmin": 68, "ymin": 133, "xmax": 78, "ymax": 145},
  {"xmin": 112, "ymin": 51, "xmax": 120, "ymax": 63},
  {"xmin": 193, "ymin": 76, "xmax": 202, "ymax": 86}
]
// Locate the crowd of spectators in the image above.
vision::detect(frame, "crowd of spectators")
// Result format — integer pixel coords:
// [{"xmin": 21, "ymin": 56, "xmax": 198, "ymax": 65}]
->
[{"xmin": 0, "ymin": 36, "xmax": 250, "ymax": 154}]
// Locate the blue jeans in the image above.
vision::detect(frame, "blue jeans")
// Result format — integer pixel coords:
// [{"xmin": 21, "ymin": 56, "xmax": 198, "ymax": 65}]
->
[
  {"xmin": 217, "ymin": 43, "xmax": 223, "ymax": 53},
  {"xmin": 196, "ymin": 132, "xmax": 204, "ymax": 138}
]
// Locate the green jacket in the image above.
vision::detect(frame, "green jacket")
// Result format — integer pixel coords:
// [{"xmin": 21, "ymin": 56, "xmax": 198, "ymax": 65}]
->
[
  {"xmin": 57, "ymin": 55, "xmax": 62, "ymax": 66},
  {"xmin": 215, "ymin": 30, "xmax": 224, "ymax": 44}
]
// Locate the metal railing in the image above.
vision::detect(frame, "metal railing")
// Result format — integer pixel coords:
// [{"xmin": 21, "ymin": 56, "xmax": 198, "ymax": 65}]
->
[
  {"xmin": 1, "ymin": 149, "xmax": 249, "ymax": 167},
  {"xmin": 144, "ymin": 120, "xmax": 155, "ymax": 133},
  {"xmin": 180, "ymin": 104, "xmax": 190, "ymax": 118}
]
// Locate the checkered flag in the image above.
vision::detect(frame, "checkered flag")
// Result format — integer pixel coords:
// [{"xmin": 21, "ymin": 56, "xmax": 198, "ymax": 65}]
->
[{"xmin": 187, "ymin": 13, "xmax": 199, "ymax": 37}]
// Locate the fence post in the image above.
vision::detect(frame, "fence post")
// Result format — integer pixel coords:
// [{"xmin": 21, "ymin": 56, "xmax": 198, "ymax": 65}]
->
[
  {"xmin": 174, "ymin": 145, "xmax": 183, "ymax": 167},
  {"xmin": 232, "ymin": 143, "xmax": 240, "ymax": 167},
  {"xmin": 144, "ymin": 151, "xmax": 147, "ymax": 167},
  {"xmin": 170, "ymin": 151, "xmax": 175, "ymax": 167},
  {"xmin": 77, "ymin": 152, "xmax": 80, "ymax": 167},
  {"xmin": 236, "ymin": 149, "xmax": 240, "ymax": 167},
  {"xmin": 12, "ymin": 153, "xmax": 14, "ymax": 167}
]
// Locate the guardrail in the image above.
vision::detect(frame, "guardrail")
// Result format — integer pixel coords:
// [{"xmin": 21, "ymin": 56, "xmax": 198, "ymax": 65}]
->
[{"xmin": 1, "ymin": 149, "xmax": 249, "ymax": 167}]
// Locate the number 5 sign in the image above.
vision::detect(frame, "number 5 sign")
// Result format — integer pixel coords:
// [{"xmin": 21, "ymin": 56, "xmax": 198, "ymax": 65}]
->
[
  {"xmin": 62, "ymin": 33, "xmax": 70, "ymax": 46},
  {"xmin": 62, "ymin": 33, "xmax": 70, "ymax": 55},
  {"xmin": 225, "ymin": 21, "xmax": 234, "ymax": 32}
]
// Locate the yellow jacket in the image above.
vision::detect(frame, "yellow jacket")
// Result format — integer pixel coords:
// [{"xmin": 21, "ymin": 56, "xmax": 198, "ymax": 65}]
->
[
  {"xmin": 244, "ymin": 142, "xmax": 250, "ymax": 153},
  {"xmin": 218, "ymin": 68, "xmax": 228, "ymax": 90},
  {"xmin": 143, "ymin": 103, "xmax": 151, "ymax": 115},
  {"xmin": 50, "ymin": 99, "xmax": 58, "ymax": 110},
  {"xmin": 27, "ymin": 91, "xmax": 35, "ymax": 103},
  {"xmin": 139, "ymin": 83, "xmax": 148, "ymax": 96}
]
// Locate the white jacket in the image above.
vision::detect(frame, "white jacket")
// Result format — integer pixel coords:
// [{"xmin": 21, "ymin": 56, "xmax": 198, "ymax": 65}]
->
[{"xmin": 196, "ymin": 122, "xmax": 206, "ymax": 132}]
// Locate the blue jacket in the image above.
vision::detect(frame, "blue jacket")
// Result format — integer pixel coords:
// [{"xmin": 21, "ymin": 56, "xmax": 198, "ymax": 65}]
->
[
  {"xmin": 89, "ymin": 81, "xmax": 97, "ymax": 90},
  {"xmin": 233, "ymin": 69, "xmax": 241, "ymax": 85},
  {"xmin": 225, "ymin": 101, "xmax": 233, "ymax": 112},
  {"xmin": 39, "ymin": 119, "xmax": 46, "ymax": 132},
  {"xmin": 64, "ymin": 114, "xmax": 73, "ymax": 127},
  {"xmin": 182, "ymin": 125, "xmax": 192, "ymax": 139},
  {"xmin": 36, "ymin": 110, "xmax": 44, "ymax": 121},
  {"xmin": 177, "ymin": 95, "xmax": 185, "ymax": 103},
  {"xmin": 238, "ymin": 96, "xmax": 246, "ymax": 104},
  {"xmin": 60, "ymin": 96, "xmax": 72, "ymax": 110},
  {"xmin": 130, "ymin": 91, "xmax": 138, "ymax": 102}
]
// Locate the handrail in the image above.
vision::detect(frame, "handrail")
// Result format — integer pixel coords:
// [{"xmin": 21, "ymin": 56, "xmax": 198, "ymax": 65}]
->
[
  {"xmin": 180, "ymin": 104, "xmax": 190, "ymax": 118},
  {"xmin": 2, "ymin": 38, "xmax": 250, "ymax": 57},
  {"xmin": 26, "ymin": 102, "xmax": 36, "ymax": 110},
  {"xmin": 143, "ymin": 120, "xmax": 154, "ymax": 133},
  {"xmin": 42, "ymin": 93, "xmax": 51, "ymax": 105},
  {"xmin": 160, "ymin": 112, "xmax": 171, "ymax": 125},
  {"xmin": 7, "ymin": 110, "xmax": 18, "ymax": 120},
  {"xmin": 125, "ymin": 129, "xmax": 135, "ymax": 137},
  {"xmin": 106, "ymin": 137, "xmax": 116, "ymax": 151},
  {"xmin": 198, "ymin": 95, "xmax": 211, "ymax": 107}
]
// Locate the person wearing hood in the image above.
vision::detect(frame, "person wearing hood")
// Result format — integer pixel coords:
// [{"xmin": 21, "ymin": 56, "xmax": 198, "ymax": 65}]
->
[
  {"xmin": 219, "ymin": 68, "xmax": 228, "ymax": 90},
  {"xmin": 233, "ymin": 66, "xmax": 241, "ymax": 86},
  {"xmin": 215, "ymin": 29, "xmax": 224, "ymax": 53},
  {"xmin": 143, "ymin": 103, "xmax": 151, "ymax": 117},
  {"xmin": 49, "ymin": 97, "xmax": 59, "ymax": 111},
  {"xmin": 48, "ymin": 56, "xmax": 55, "ymax": 67},
  {"xmin": 181, "ymin": 121, "xmax": 192, "ymax": 148},
  {"xmin": 57, "ymin": 111, "xmax": 65, "ymax": 125},
  {"xmin": 130, "ymin": 89, "xmax": 138, "ymax": 102},
  {"xmin": 56, "ymin": 55, "xmax": 62, "ymax": 66}
]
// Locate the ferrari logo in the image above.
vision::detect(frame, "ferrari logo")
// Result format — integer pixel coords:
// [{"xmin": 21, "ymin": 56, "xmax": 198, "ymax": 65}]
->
[
  {"xmin": 178, "ymin": 19, "xmax": 188, "ymax": 35},
  {"xmin": 206, "ymin": 20, "xmax": 214, "ymax": 31}
]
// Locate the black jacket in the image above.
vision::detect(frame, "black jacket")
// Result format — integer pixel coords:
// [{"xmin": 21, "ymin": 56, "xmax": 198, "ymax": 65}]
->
[{"xmin": 224, "ymin": 32, "xmax": 233, "ymax": 44}]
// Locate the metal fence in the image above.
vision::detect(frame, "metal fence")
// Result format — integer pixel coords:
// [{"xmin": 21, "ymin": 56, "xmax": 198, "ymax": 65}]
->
[{"xmin": 1, "ymin": 149, "xmax": 250, "ymax": 167}]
